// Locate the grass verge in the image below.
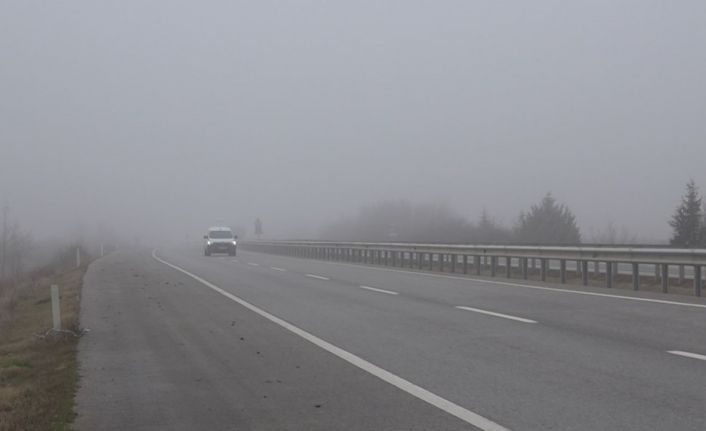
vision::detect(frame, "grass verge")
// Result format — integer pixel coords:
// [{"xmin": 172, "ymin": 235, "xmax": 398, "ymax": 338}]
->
[{"xmin": 0, "ymin": 248, "xmax": 89, "ymax": 431}]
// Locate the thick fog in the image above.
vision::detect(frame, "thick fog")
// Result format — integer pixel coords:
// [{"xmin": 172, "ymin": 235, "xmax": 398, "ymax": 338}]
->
[{"xmin": 2, "ymin": 1, "xmax": 706, "ymax": 245}]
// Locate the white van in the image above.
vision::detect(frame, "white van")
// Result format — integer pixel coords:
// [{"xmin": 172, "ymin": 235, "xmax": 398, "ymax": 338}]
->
[{"xmin": 203, "ymin": 227, "xmax": 237, "ymax": 256}]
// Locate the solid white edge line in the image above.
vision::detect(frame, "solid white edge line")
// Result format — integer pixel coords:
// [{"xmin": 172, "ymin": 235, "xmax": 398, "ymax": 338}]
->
[
  {"xmin": 270, "ymin": 266, "xmax": 286, "ymax": 272},
  {"xmin": 286, "ymin": 257, "xmax": 706, "ymax": 309},
  {"xmin": 247, "ymin": 262, "xmax": 260, "ymax": 266},
  {"xmin": 152, "ymin": 249, "xmax": 510, "ymax": 431},
  {"xmin": 667, "ymin": 350, "xmax": 706, "ymax": 361},
  {"xmin": 359, "ymin": 285, "xmax": 399, "ymax": 295},
  {"xmin": 305, "ymin": 274, "xmax": 330, "ymax": 281},
  {"xmin": 455, "ymin": 306, "xmax": 537, "ymax": 324}
]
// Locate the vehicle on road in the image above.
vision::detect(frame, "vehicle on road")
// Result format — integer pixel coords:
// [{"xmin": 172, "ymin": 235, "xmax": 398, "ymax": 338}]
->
[{"xmin": 203, "ymin": 227, "xmax": 237, "ymax": 256}]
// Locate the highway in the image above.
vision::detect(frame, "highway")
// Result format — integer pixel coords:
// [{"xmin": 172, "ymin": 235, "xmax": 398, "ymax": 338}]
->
[{"xmin": 75, "ymin": 247, "xmax": 706, "ymax": 430}]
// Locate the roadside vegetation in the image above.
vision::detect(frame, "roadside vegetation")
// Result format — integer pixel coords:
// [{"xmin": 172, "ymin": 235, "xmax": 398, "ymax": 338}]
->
[
  {"xmin": 320, "ymin": 193, "xmax": 586, "ymax": 244},
  {"xmin": 0, "ymin": 245, "xmax": 89, "ymax": 431},
  {"xmin": 321, "ymin": 181, "xmax": 706, "ymax": 248}
]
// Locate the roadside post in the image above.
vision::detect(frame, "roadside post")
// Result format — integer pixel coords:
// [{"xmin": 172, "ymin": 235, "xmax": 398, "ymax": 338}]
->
[{"xmin": 51, "ymin": 284, "xmax": 61, "ymax": 330}]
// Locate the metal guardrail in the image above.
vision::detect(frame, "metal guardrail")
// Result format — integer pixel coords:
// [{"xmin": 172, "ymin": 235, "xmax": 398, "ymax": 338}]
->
[{"xmin": 241, "ymin": 240, "xmax": 706, "ymax": 297}]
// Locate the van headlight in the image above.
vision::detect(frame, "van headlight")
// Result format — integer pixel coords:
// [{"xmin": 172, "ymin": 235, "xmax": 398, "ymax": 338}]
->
[
  {"xmin": 207, "ymin": 240, "xmax": 212, "ymax": 245},
  {"xmin": 232, "ymin": 241, "xmax": 237, "ymax": 246}
]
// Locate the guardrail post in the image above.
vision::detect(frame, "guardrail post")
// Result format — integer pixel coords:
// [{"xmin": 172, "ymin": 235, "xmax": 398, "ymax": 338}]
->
[
  {"xmin": 506, "ymin": 257, "xmax": 512, "ymax": 278},
  {"xmin": 463, "ymin": 255, "xmax": 468, "ymax": 274},
  {"xmin": 450, "ymin": 254, "xmax": 456, "ymax": 273},
  {"xmin": 593, "ymin": 261, "xmax": 599, "ymax": 277},
  {"xmin": 630, "ymin": 262, "xmax": 639, "ymax": 290},
  {"xmin": 560, "ymin": 259, "xmax": 566, "ymax": 283},
  {"xmin": 678, "ymin": 265, "xmax": 685, "ymax": 284},
  {"xmin": 520, "ymin": 257, "xmax": 528, "ymax": 280},
  {"xmin": 581, "ymin": 261, "xmax": 589, "ymax": 286},
  {"xmin": 694, "ymin": 265, "xmax": 702, "ymax": 297},
  {"xmin": 475, "ymin": 256, "xmax": 482, "ymax": 275},
  {"xmin": 428, "ymin": 253, "xmax": 433, "ymax": 271},
  {"xmin": 438, "ymin": 253, "xmax": 444, "ymax": 272},
  {"xmin": 606, "ymin": 262, "xmax": 613, "ymax": 288},
  {"xmin": 540, "ymin": 259, "xmax": 547, "ymax": 281},
  {"xmin": 661, "ymin": 264, "xmax": 669, "ymax": 293},
  {"xmin": 654, "ymin": 264, "xmax": 660, "ymax": 283}
]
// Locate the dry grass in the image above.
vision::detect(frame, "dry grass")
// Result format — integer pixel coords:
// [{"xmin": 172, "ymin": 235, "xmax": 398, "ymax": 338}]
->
[{"xmin": 0, "ymin": 250, "xmax": 88, "ymax": 431}]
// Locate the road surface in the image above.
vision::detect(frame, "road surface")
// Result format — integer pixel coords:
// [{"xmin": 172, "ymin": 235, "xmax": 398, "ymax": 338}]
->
[{"xmin": 75, "ymin": 247, "xmax": 706, "ymax": 430}]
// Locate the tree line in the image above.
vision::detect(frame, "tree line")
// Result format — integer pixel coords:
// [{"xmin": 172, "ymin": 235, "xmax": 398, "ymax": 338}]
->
[{"xmin": 320, "ymin": 193, "xmax": 582, "ymax": 245}]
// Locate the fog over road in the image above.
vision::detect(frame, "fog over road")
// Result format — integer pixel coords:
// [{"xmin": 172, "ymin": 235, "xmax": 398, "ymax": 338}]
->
[{"xmin": 76, "ymin": 248, "xmax": 706, "ymax": 430}]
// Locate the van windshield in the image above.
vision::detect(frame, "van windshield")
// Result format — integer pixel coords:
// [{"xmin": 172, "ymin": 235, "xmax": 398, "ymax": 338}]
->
[{"xmin": 208, "ymin": 231, "xmax": 233, "ymax": 239}]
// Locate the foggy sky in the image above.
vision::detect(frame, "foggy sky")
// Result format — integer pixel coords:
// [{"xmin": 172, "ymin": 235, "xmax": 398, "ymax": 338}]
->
[{"xmin": 2, "ymin": 1, "xmax": 706, "ymax": 243}]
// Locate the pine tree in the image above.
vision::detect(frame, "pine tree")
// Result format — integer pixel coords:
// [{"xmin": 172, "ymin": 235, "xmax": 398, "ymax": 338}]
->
[
  {"xmin": 514, "ymin": 193, "xmax": 581, "ymax": 244},
  {"xmin": 669, "ymin": 180, "xmax": 702, "ymax": 247}
]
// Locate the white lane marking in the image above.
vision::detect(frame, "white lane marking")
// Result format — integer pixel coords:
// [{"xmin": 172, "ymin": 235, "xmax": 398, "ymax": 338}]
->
[
  {"xmin": 295, "ymin": 258, "xmax": 706, "ymax": 309},
  {"xmin": 247, "ymin": 262, "xmax": 260, "ymax": 266},
  {"xmin": 152, "ymin": 249, "xmax": 509, "ymax": 431},
  {"xmin": 270, "ymin": 266, "xmax": 286, "ymax": 272},
  {"xmin": 359, "ymin": 285, "xmax": 399, "ymax": 295},
  {"xmin": 305, "ymin": 274, "xmax": 330, "ymax": 281},
  {"xmin": 668, "ymin": 350, "xmax": 706, "ymax": 361},
  {"xmin": 455, "ymin": 306, "xmax": 537, "ymax": 324}
]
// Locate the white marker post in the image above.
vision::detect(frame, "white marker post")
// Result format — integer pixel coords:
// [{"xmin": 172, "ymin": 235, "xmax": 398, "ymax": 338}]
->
[
  {"xmin": 51, "ymin": 284, "xmax": 61, "ymax": 330},
  {"xmin": 76, "ymin": 247, "xmax": 81, "ymax": 268}
]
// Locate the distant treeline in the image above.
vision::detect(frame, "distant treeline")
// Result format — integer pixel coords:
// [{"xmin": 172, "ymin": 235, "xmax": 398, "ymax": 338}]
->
[
  {"xmin": 320, "ymin": 181, "xmax": 706, "ymax": 247},
  {"xmin": 320, "ymin": 193, "xmax": 585, "ymax": 245}
]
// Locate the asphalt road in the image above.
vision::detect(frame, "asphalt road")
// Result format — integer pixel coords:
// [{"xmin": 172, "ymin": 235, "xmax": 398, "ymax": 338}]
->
[{"xmin": 75, "ymin": 247, "xmax": 706, "ymax": 430}]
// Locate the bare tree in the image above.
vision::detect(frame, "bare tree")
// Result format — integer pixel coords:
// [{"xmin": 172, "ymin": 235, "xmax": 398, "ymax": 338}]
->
[{"xmin": 6, "ymin": 222, "xmax": 33, "ymax": 280}]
